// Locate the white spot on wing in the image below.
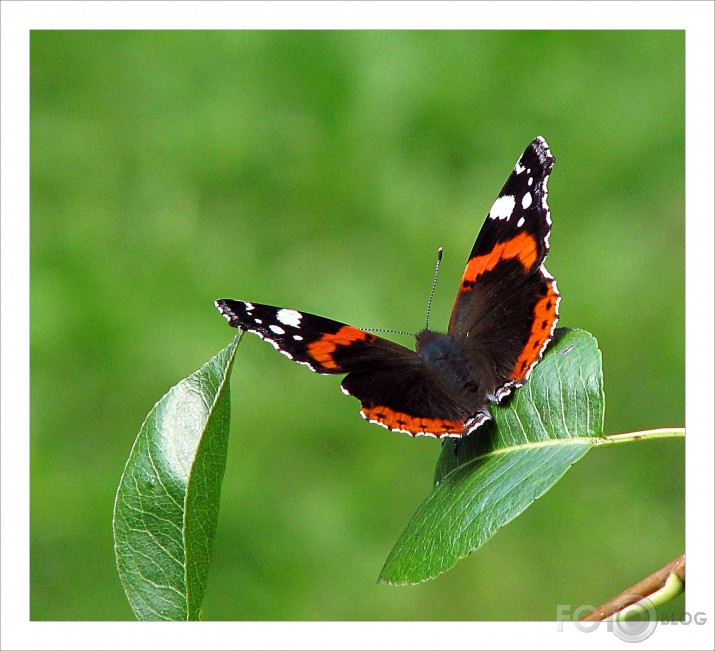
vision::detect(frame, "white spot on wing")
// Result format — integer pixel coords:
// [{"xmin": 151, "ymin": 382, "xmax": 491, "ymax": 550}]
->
[
  {"xmin": 517, "ymin": 216, "xmax": 525, "ymax": 228},
  {"xmin": 514, "ymin": 161, "xmax": 526, "ymax": 174},
  {"xmin": 293, "ymin": 335, "xmax": 303, "ymax": 341},
  {"xmin": 277, "ymin": 308, "xmax": 303, "ymax": 328},
  {"xmin": 489, "ymin": 195, "xmax": 516, "ymax": 220},
  {"xmin": 521, "ymin": 192, "xmax": 532, "ymax": 210},
  {"xmin": 243, "ymin": 302, "xmax": 255, "ymax": 313},
  {"xmin": 269, "ymin": 324, "xmax": 285, "ymax": 335}
]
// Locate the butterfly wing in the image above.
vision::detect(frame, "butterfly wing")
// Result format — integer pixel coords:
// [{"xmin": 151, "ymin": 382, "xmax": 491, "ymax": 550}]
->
[
  {"xmin": 342, "ymin": 365, "xmax": 490, "ymax": 437},
  {"xmin": 215, "ymin": 299, "xmax": 415, "ymax": 374},
  {"xmin": 215, "ymin": 299, "xmax": 482, "ymax": 437},
  {"xmin": 448, "ymin": 136, "xmax": 560, "ymax": 400}
]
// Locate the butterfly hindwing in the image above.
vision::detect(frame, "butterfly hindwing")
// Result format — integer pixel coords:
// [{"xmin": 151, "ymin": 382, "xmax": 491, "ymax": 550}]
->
[{"xmin": 342, "ymin": 363, "xmax": 491, "ymax": 437}]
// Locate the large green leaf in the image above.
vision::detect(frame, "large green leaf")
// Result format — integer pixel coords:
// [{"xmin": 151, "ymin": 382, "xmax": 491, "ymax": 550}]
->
[
  {"xmin": 380, "ymin": 328, "xmax": 604, "ymax": 585},
  {"xmin": 113, "ymin": 335, "xmax": 240, "ymax": 620}
]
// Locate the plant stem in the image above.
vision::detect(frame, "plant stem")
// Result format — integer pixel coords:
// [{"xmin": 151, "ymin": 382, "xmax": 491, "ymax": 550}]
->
[{"xmin": 579, "ymin": 554, "xmax": 685, "ymax": 621}]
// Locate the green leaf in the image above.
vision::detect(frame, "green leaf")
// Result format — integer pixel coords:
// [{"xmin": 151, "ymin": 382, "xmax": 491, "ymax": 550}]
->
[
  {"xmin": 113, "ymin": 335, "xmax": 240, "ymax": 620},
  {"xmin": 380, "ymin": 328, "xmax": 604, "ymax": 585}
]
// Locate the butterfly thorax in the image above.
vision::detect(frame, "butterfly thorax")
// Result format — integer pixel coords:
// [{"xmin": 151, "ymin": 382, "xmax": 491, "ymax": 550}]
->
[
  {"xmin": 415, "ymin": 329, "xmax": 457, "ymax": 358},
  {"xmin": 415, "ymin": 330, "xmax": 479, "ymax": 395}
]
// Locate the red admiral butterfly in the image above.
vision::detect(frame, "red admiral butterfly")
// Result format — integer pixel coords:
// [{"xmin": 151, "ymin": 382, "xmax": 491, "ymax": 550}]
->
[{"xmin": 216, "ymin": 137, "xmax": 560, "ymax": 438}]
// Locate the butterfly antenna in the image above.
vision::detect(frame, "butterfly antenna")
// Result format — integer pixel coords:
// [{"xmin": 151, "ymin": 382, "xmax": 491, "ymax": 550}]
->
[
  {"xmin": 362, "ymin": 327, "xmax": 414, "ymax": 336},
  {"xmin": 359, "ymin": 248, "xmax": 443, "ymax": 338},
  {"xmin": 425, "ymin": 247, "xmax": 443, "ymax": 331}
]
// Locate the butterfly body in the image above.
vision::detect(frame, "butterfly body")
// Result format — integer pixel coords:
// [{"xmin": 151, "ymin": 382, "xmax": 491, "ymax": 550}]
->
[{"xmin": 216, "ymin": 137, "xmax": 559, "ymax": 438}]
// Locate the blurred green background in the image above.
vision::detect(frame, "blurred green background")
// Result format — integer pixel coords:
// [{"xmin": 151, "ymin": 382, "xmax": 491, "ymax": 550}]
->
[{"xmin": 31, "ymin": 30, "xmax": 684, "ymax": 620}]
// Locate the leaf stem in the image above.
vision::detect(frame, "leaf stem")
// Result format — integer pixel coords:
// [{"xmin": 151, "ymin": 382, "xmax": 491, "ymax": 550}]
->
[
  {"xmin": 579, "ymin": 554, "xmax": 685, "ymax": 621},
  {"xmin": 461, "ymin": 427, "xmax": 684, "ymax": 463},
  {"xmin": 600, "ymin": 428, "xmax": 685, "ymax": 447}
]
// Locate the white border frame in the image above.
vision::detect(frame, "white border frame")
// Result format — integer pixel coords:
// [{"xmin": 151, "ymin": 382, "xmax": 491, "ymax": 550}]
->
[{"xmin": 2, "ymin": 2, "xmax": 713, "ymax": 649}]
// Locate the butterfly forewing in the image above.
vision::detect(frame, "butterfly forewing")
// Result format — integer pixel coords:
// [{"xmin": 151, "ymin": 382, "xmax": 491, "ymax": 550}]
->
[
  {"xmin": 215, "ymin": 299, "xmax": 416, "ymax": 374},
  {"xmin": 447, "ymin": 136, "xmax": 560, "ymax": 398}
]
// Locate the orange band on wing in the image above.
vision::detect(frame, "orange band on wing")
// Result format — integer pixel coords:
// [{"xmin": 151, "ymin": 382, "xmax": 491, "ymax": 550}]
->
[
  {"xmin": 462, "ymin": 231, "xmax": 539, "ymax": 287},
  {"xmin": 361, "ymin": 405, "xmax": 464, "ymax": 437},
  {"xmin": 511, "ymin": 279, "xmax": 559, "ymax": 381},
  {"xmin": 307, "ymin": 326, "xmax": 375, "ymax": 370}
]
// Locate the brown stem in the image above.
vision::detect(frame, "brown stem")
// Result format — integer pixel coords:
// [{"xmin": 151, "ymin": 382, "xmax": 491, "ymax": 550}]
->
[{"xmin": 579, "ymin": 554, "xmax": 685, "ymax": 621}]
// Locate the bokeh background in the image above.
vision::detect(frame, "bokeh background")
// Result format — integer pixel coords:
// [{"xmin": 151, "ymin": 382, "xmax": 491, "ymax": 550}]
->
[{"xmin": 31, "ymin": 30, "xmax": 684, "ymax": 620}]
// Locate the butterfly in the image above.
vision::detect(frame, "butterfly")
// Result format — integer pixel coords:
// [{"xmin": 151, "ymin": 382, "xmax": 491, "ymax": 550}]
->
[{"xmin": 216, "ymin": 137, "xmax": 560, "ymax": 438}]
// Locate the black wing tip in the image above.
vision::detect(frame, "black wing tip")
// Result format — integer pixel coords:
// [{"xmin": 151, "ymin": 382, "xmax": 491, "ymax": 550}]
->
[
  {"xmin": 214, "ymin": 298, "xmax": 231, "ymax": 314},
  {"xmin": 214, "ymin": 298, "xmax": 240, "ymax": 325},
  {"xmin": 529, "ymin": 136, "xmax": 554, "ymax": 167}
]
